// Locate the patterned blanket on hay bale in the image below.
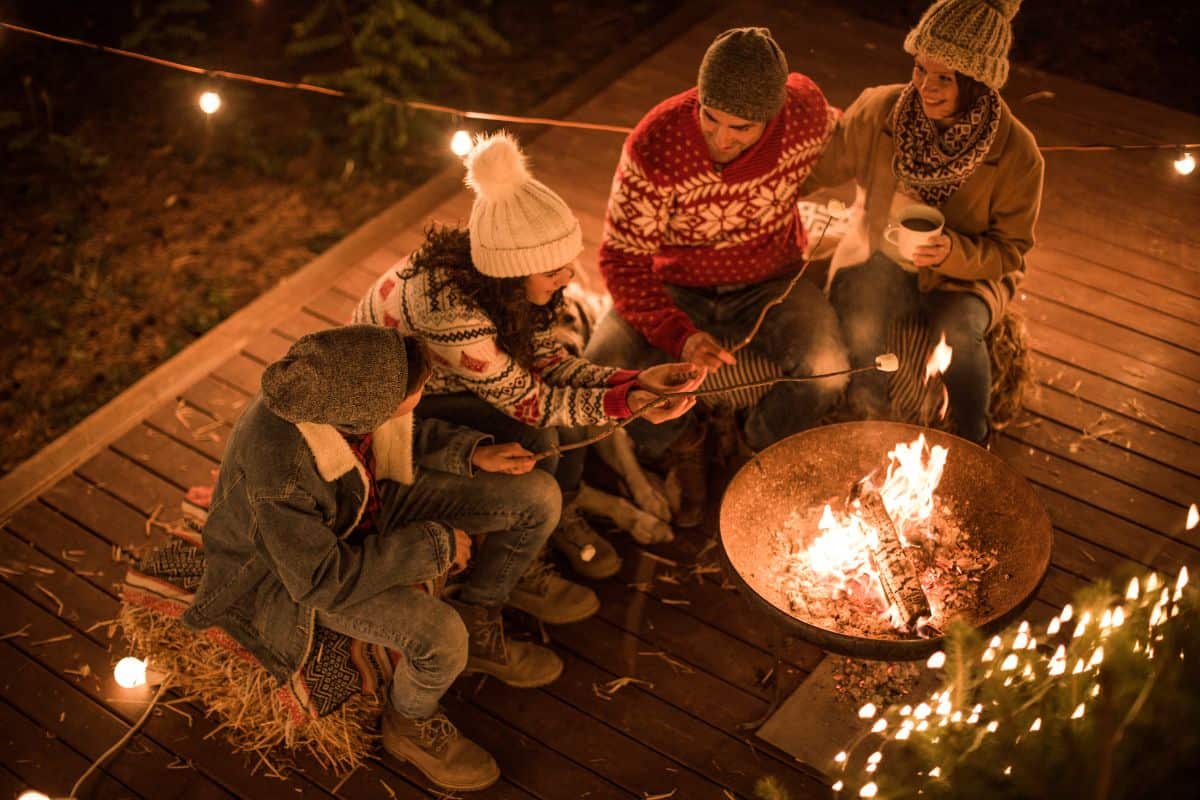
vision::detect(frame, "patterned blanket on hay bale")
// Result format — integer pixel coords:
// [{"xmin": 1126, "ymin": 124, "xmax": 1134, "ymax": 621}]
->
[{"xmin": 119, "ymin": 495, "xmax": 430, "ymax": 775}]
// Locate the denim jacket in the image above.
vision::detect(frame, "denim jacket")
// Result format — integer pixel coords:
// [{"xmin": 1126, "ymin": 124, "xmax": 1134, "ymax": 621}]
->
[{"xmin": 181, "ymin": 396, "xmax": 490, "ymax": 682}]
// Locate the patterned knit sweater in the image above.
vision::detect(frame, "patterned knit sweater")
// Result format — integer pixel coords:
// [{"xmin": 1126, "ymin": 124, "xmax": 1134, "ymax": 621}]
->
[
  {"xmin": 353, "ymin": 262, "xmax": 639, "ymax": 428},
  {"xmin": 599, "ymin": 73, "xmax": 839, "ymax": 358}
]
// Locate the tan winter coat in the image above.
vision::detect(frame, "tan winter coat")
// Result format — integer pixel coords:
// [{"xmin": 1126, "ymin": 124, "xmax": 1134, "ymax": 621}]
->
[{"xmin": 806, "ymin": 84, "xmax": 1044, "ymax": 329}]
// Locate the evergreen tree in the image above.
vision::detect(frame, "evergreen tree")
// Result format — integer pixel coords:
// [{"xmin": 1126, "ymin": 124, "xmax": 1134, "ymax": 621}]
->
[{"xmin": 829, "ymin": 567, "xmax": 1199, "ymax": 799}]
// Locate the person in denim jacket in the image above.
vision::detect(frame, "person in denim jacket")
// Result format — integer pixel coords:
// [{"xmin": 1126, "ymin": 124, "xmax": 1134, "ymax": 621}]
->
[{"xmin": 182, "ymin": 324, "xmax": 561, "ymax": 792}]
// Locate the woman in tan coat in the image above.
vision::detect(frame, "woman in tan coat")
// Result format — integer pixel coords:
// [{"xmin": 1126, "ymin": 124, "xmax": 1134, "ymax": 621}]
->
[{"xmin": 808, "ymin": 0, "xmax": 1044, "ymax": 443}]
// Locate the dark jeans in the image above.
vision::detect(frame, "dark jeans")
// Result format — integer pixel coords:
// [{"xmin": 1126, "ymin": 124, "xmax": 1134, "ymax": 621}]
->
[
  {"xmin": 316, "ymin": 466, "xmax": 559, "ymax": 717},
  {"xmin": 829, "ymin": 252, "xmax": 992, "ymax": 443},
  {"xmin": 417, "ymin": 393, "xmax": 587, "ymax": 501},
  {"xmin": 584, "ymin": 274, "xmax": 849, "ymax": 454}
]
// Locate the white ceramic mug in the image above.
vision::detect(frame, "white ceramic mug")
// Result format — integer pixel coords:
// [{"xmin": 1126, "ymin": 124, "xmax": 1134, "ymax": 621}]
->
[{"xmin": 884, "ymin": 204, "xmax": 945, "ymax": 262}]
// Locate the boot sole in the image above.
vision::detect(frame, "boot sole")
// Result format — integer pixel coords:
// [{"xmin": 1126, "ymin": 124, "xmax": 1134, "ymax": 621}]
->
[
  {"xmin": 463, "ymin": 657, "xmax": 565, "ymax": 688},
  {"xmin": 385, "ymin": 747, "xmax": 500, "ymax": 792},
  {"xmin": 506, "ymin": 591, "xmax": 600, "ymax": 625}
]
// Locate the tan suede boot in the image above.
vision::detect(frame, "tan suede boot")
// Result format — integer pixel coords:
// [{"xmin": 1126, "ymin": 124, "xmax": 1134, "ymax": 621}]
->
[
  {"xmin": 381, "ymin": 707, "xmax": 499, "ymax": 792},
  {"xmin": 448, "ymin": 599, "xmax": 563, "ymax": 687},
  {"xmin": 551, "ymin": 502, "xmax": 621, "ymax": 580},
  {"xmin": 506, "ymin": 556, "xmax": 600, "ymax": 624},
  {"xmin": 664, "ymin": 417, "xmax": 708, "ymax": 528}
]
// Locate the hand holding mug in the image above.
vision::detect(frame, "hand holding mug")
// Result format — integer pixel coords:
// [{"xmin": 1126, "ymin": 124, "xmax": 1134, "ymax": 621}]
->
[
  {"xmin": 682, "ymin": 331, "xmax": 736, "ymax": 370},
  {"xmin": 884, "ymin": 203, "xmax": 946, "ymax": 267}
]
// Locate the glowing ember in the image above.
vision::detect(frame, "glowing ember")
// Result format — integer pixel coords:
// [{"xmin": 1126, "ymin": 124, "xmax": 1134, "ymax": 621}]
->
[{"xmin": 769, "ymin": 434, "xmax": 996, "ymax": 636}]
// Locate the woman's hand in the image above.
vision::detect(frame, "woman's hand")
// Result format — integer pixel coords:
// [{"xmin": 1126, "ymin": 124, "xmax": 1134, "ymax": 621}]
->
[
  {"xmin": 450, "ymin": 528, "xmax": 472, "ymax": 574},
  {"xmin": 911, "ymin": 233, "xmax": 952, "ymax": 268},
  {"xmin": 681, "ymin": 331, "xmax": 736, "ymax": 370},
  {"xmin": 629, "ymin": 365, "xmax": 706, "ymax": 424},
  {"xmin": 472, "ymin": 442, "xmax": 537, "ymax": 474}
]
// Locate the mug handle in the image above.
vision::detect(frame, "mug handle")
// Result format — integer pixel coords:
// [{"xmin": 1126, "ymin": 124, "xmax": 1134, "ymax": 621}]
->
[{"xmin": 884, "ymin": 224, "xmax": 901, "ymax": 246}]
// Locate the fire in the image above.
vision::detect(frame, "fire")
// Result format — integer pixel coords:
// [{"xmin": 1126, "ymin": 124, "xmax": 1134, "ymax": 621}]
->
[
  {"xmin": 924, "ymin": 333, "xmax": 953, "ymax": 384},
  {"xmin": 792, "ymin": 434, "xmax": 950, "ymax": 629}
]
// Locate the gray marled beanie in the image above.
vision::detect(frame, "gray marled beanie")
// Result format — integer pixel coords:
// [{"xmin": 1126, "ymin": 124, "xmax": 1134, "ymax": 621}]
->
[
  {"xmin": 697, "ymin": 27, "xmax": 788, "ymax": 122},
  {"xmin": 262, "ymin": 325, "xmax": 409, "ymax": 434}
]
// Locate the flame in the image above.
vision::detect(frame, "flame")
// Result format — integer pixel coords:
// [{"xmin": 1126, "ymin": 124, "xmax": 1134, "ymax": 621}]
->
[
  {"xmin": 924, "ymin": 332, "xmax": 953, "ymax": 384},
  {"xmin": 787, "ymin": 434, "xmax": 949, "ymax": 631}
]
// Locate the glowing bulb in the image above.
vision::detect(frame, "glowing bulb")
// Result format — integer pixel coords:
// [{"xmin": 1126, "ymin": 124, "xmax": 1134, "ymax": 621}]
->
[
  {"xmin": 1000, "ymin": 653, "xmax": 1018, "ymax": 671},
  {"xmin": 1013, "ymin": 632, "xmax": 1029, "ymax": 649},
  {"xmin": 1113, "ymin": 607, "xmax": 1126, "ymax": 627},
  {"xmin": 1178, "ymin": 566, "xmax": 1190, "ymax": 590},
  {"xmin": 833, "ymin": 781, "xmax": 844, "ymax": 792},
  {"xmin": 926, "ymin": 650, "xmax": 945, "ymax": 669},
  {"xmin": 1088, "ymin": 646, "xmax": 1104, "ymax": 668},
  {"xmin": 19, "ymin": 792, "xmax": 52, "ymax": 800},
  {"xmin": 1126, "ymin": 577, "xmax": 1141, "ymax": 600},
  {"xmin": 198, "ymin": 91, "xmax": 221, "ymax": 115},
  {"xmin": 1046, "ymin": 617, "xmax": 1061, "ymax": 635},
  {"xmin": 860, "ymin": 783, "xmax": 878, "ymax": 798},
  {"xmin": 834, "ymin": 751, "xmax": 848, "ymax": 763},
  {"xmin": 914, "ymin": 703, "xmax": 931, "ymax": 719},
  {"xmin": 1147, "ymin": 574, "xmax": 1159, "ymax": 592},
  {"xmin": 929, "ymin": 767, "xmax": 942, "ymax": 778},
  {"xmin": 1175, "ymin": 152, "xmax": 1196, "ymax": 176},
  {"xmin": 1059, "ymin": 604, "xmax": 1073, "ymax": 623},
  {"xmin": 982, "ymin": 647, "xmax": 995, "ymax": 662},
  {"xmin": 858, "ymin": 702, "xmax": 877, "ymax": 719},
  {"xmin": 1030, "ymin": 717, "xmax": 1042, "ymax": 731},
  {"xmin": 895, "ymin": 727, "xmax": 911, "ymax": 740},
  {"xmin": 868, "ymin": 751, "xmax": 882, "ymax": 764},
  {"xmin": 450, "ymin": 129, "xmax": 473, "ymax": 157},
  {"xmin": 1004, "ymin": 766, "xmax": 1013, "ymax": 775},
  {"xmin": 986, "ymin": 720, "xmax": 999, "ymax": 733},
  {"xmin": 1071, "ymin": 703, "xmax": 1085, "ymax": 719},
  {"xmin": 871, "ymin": 718, "xmax": 887, "ymax": 733},
  {"xmin": 114, "ymin": 656, "xmax": 147, "ymax": 688},
  {"xmin": 989, "ymin": 635, "xmax": 1003, "ymax": 648}
]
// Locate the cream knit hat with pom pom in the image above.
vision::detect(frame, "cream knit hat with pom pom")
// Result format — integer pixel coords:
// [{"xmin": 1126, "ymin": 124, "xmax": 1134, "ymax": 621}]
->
[
  {"xmin": 904, "ymin": 0, "xmax": 1021, "ymax": 89},
  {"xmin": 464, "ymin": 131, "xmax": 583, "ymax": 278}
]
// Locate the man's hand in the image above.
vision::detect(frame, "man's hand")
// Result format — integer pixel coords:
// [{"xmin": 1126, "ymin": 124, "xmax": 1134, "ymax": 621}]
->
[
  {"xmin": 450, "ymin": 528, "xmax": 472, "ymax": 574},
  {"xmin": 628, "ymin": 365, "xmax": 706, "ymax": 424},
  {"xmin": 682, "ymin": 331, "xmax": 736, "ymax": 370},
  {"xmin": 472, "ymin": 442, "xmax": 537, "ymax": 474},
  {"xmin": 911, "ymin": 233, "xmax": 952, "ymax": 268}
]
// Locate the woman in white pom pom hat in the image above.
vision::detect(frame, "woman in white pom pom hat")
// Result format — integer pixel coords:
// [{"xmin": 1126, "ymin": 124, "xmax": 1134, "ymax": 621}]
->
[
  {"xmin": 354, "ymin": 131, "xmax": 702, "ymax": 591},
  {"xmin": 807, "ymin": 0, "xmax": 1044, "ymax": 444}
]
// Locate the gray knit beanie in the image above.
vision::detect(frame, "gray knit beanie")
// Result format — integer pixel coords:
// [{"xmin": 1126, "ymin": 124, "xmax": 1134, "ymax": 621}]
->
[
  {"xmin": 697, "ymin": 27, "xmax": 788, "ymax": 123},
  {"xmin": 904, "ymin": 0, "xmax": 1022, "ymax": 89},
  {"xmin": 262, "ymin": 325, "xmax": 409, "ymax": 434}
]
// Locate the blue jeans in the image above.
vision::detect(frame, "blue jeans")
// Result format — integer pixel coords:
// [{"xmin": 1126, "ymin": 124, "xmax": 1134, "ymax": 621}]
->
[
  {"xmin": 316, "ymin": 467, "xmax": 559, "ymax": 717},
  {"xmin": 584, "ymin": 274, "xmax": 849, "ymax": 454},
  {"xmin": 417, "ymin": 393, "xmax": 588, "ymax": 501},
  {"xmin": 829, "ymin": 253, "xmax": 992, "ymax": 443}
]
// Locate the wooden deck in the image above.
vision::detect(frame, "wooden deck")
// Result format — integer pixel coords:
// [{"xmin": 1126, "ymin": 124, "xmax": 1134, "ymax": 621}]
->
[{"xmin": 2, "ymin": 1, "xmax": 1198, "ymax": 797}]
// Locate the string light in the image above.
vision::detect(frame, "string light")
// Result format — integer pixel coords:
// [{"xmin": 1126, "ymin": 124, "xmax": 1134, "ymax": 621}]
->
[
  {"xmin": 858, "ymin": 703, "xmax": 877, "ymax": 719},
  {"xmin": 0, "ymin": 20, "xmax": 1195, "ymax": 170},
  {"xmin": 450, "ymin": 129, "xmax": 473, "ymax": 157},
  {"xmin": 114, "ymin": 656, "xmax": 148, "ymax": 688},
  {"xmin": 871, "ymin": 718, "xmax": 888, "ymax": 733},
  {"xmin": 198, "ymin": 91, "xmax": 221, "ymax": 115},
  {"xmin": 833, "ymin": 781, "xmax": 844, "ymax": 792},
  {"xmin": 18, "ymin": 792, "xmax": 52, "ymax": 800}
]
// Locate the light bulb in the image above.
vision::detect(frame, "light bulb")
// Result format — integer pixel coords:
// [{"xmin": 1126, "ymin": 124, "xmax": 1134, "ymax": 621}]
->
[
  {"xmin": 114, "ymin": 656, "xmax": 147, "ymax": 688},
  {"xmin": 450, "ymin": 130, "xmax": 472, "ymax": 157},
  {"xmin": 1175, "ymin": 152, "xmax": 1196, "ymax": 176},
  {"xmin": 19, "ymin": 792, "xmax": 52, "ymax": 800},
  {"xmin": 198, "ymin": 91, "xmax": 221, "ymax": 115},
  {"xmin": 1187, "ymin": 504, "xmax": 1198, "ymax": 530},
  {"xmin": 926, "ymin": 650, "xmax": 946, "ymax": 669}
]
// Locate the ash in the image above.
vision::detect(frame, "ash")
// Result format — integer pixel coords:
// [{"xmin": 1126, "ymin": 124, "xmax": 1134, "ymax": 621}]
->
[{"xmin": 768, "ymin": 497, "xmax": 998, "ymax": 639}]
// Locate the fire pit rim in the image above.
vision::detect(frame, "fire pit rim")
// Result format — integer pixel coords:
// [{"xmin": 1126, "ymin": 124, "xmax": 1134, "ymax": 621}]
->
[{"xmin": 717, "ymin": 421, "xmax": 1054, "ymax": 662}]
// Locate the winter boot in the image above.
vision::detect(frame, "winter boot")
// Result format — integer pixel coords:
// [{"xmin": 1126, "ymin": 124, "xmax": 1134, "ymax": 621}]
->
[
  {"xmin": 506, "ymin": 555, "xmax": 600, "ymax": 624},
  {"xmin": 551, "ymin": 501, "xmax": 621, "ymax": 580},
  {"xmin": 381, "ymin": 706, "xmax": 499, "ymax": 792},
  {"xmin": 448, "ymin": 599, "xmax": 563, "ymax": 687}
]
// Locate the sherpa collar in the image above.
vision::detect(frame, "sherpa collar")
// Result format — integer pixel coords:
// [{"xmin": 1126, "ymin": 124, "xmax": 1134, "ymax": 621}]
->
[{"xmin": 296, "ymin": 414, "xmax": 415, "ymax": 485}]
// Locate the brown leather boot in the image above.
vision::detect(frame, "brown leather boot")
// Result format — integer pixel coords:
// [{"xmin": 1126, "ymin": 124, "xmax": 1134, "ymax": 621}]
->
[
  {"xmin": 552, "ymin": 501, "xmax": 621, "ymax": 580},
  {"xmin": 665, "ymin": 418, "xmax": 708, "ymax": 527},
  {"xmin": 448, "ymin": 599, "xmax": 563, "ymax": 688},
  {"xmin": 506, "ymin": 555, "xmax": 600, "ymax": 624},
  {"xmin": 381, "ymin": 707, "xmax": 499, "ymax": 792}
]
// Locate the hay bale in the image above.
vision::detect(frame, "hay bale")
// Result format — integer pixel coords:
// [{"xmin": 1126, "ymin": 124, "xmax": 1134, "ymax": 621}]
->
[{"xmin": 120, "ymin": 580, "xmax": 380, "ymax": 776}]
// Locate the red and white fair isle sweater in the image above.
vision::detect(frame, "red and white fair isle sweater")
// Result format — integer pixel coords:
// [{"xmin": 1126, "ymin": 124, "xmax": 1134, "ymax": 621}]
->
[
  {"xmin": 353, "ymin": 263, "xmax": 639, "ymax": 428},
  {"xmin": 599, "ymin": 73, "xmax": 839, "ymax": 358}
]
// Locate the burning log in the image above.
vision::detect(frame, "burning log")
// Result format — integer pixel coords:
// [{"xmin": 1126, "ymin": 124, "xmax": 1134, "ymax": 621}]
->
[{"xmin": 852, "ymin": 482, "xmax": 932, "ymax": 630}]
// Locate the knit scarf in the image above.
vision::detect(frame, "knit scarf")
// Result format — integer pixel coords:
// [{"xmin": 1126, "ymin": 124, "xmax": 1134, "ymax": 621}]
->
[{"xmin": 890, "ymin": 84, "xmax": 1001, "ymax": 207}]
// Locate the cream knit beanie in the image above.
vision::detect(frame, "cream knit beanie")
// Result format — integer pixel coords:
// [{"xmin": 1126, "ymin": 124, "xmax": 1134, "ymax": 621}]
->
[
  {"xmin": 904, "ymin": 0, "xmax": 1021, "ymax": 89},
  {"xmin": 464, "ymin": 131, "xmax": 583, "ymax": 278}
]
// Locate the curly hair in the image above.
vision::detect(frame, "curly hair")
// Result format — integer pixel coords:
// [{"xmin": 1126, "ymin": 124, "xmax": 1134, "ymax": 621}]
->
[{"xmin": 400, "ymin": 224, "xmax": 562, "ymax": 369}]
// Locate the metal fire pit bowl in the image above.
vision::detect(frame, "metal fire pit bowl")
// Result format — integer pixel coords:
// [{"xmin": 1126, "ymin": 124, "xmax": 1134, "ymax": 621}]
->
[{"xmin": 719, "ymin": 421, "xmax": 1053, "ymax": 661}]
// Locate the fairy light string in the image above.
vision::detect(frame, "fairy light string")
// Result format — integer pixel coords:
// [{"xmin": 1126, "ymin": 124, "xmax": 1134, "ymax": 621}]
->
[{"xmin": 2, "ymin": 20, "xmax": 1197, "ymax": 160}]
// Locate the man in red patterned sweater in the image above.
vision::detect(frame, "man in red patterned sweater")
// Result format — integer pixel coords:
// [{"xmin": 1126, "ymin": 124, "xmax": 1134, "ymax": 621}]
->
[{"xmin": 585, "ymin": 27, "xmax": 850, "ymax": 524}]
